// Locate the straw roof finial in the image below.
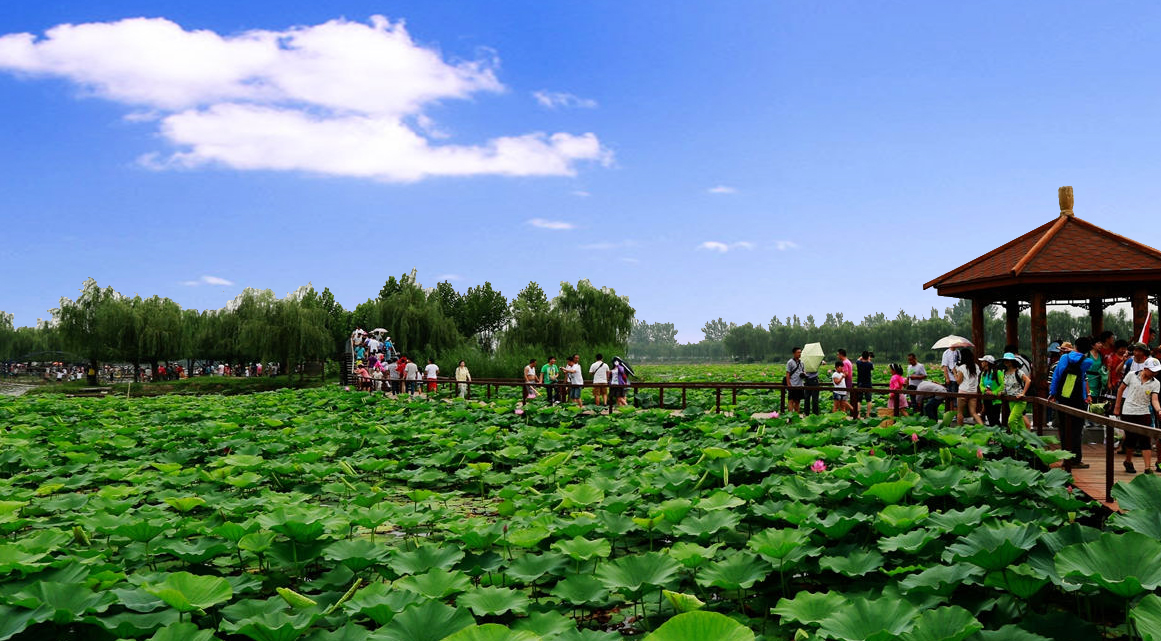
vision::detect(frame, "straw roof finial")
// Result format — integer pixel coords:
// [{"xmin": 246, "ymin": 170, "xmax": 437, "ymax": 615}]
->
[{"xmin": 1059, "ymin": 186, "xmax": 1074, "ymax": 217}]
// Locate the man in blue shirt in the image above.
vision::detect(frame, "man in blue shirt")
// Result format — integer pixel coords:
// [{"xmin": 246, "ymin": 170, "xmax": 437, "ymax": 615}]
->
[{"xmin": 1049, "ymin": 336, "xmax": 1093, "ymax": 469}]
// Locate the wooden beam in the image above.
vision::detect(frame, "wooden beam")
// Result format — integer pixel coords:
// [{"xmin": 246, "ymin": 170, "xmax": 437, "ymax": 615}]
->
[
  {"xmin": 1133, "ymin": 288, "xmax": 1149, "ymax": 343},
  {"xmin": 1030, "ymin": 291, "xmax": 1049, "ymax": 432},
  {"xmin": 1005, "ymin": 299, "xmax": 1020, "ymax": 350},
  {"xmin": 971, "ymin": 299, "xmax": 987, "ymax": 358},
  {"xmin": 1089, "ymin": 298, "xmax": 1104, "ymax": 338}
]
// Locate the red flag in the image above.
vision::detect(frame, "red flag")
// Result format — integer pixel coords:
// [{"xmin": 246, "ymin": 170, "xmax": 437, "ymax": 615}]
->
[{"xmin": 1140, "ymin": 310, "xmax": 1152, "ymax": 346}]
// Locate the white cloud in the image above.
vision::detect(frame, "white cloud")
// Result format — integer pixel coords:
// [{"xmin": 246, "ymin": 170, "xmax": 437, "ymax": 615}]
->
[
  {"xmin": 183, "ymin": 275, "xmax": 234, "ymax": 286},
  {"xmin": 0, "ymin": 16, "xmax": 612, "ymax": 182},
  {"xmin": 707, "ymin": 185, "xmax": 737, "ymax": 194},
  {"xmin": 774, "ymin": 240, "xmax": 799, "ymax": 250},
  {"xmin": 697, "ymin": 241, "xmax": 753, "ymax": 253},
  {"xmin": 528, "ymin": 218, "xmax": 574, "ymax": 231},
  {"xmin": 571, "ymin": 190, "xmax": 591, "ymax": 197},
  {"xmin": 435, "ymin": 273, "xmax": 462, "ymax": 282},
  {"xmin": 581, "ymin": 240, "xmax": 636, "ymax": 250},
  {"xmin": 533, "ymin": 90, "xmax": 597, "ymax": 109}
]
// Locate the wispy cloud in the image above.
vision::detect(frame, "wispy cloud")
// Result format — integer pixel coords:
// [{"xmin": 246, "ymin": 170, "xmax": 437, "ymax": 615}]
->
[
  {"xmin": 528, "ymin": 218, "xmax": 575, "ymax": 231},
  {"xmin": 707, "ymin": 185, "xmax": 737, "ymax": 194},
  {"xmin": 435, "ymin": 273, "xmax": 462, "ymax": 282},
  {"xmin": 697, "ymin": 241, "xmax": 754, "ymax": 253},
  {"xmin": 533, "ymin": 90, "xmax": 598, "ymax": 109},
  {"xmin": 0, "ymin": 17, "xmax": 612, "ymax": 182},
  {"xmin": 774, "ymin": 240, "xmax": 799, "ymax": 251},
  {"xmin": 620, "ymin": 257, "xmax": 640, "ymax": 264},
  {"xmin": 182, "ymin": 275, "xmax": 234, "ymax": 287},
  {"xmin": 571, "ymin": 190, "xmax": 591, "ymax": 197}
]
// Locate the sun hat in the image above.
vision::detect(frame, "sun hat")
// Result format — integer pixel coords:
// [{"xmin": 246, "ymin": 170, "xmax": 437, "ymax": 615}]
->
[
  {"xmin": 1060, "ymin": 341, "xmax": 1074, "ymax": 351},
  {"xmin": 1146, "ymin": 357, "xmax": 1161, "ymax": 373},
  {"xmin": 1001, "ymin": 352, "xmax": 1018, "ymax": 362},
  {"xmin": 979, "ymin": 355, "xmax": 995, "ymax": 364}
]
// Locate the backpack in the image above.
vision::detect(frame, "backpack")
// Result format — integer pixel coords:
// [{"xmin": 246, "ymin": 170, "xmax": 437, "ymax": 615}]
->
[{"xmin": 1060, "ymin": 355, "xmax": 1085, "ymax": 401}]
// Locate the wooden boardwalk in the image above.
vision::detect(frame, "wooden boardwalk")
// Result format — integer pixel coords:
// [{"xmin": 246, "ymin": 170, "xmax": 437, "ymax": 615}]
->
[{"xmin": 1066, "ymin": 443, "xmax": 1156, "ymax": 513}]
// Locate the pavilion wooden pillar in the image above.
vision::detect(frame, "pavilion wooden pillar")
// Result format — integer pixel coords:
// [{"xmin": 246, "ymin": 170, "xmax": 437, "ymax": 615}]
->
[
  {"xmin": 971, "ymin": 299, "xmax": 987, "ymax": 358},
  {"xmin": 1133, "ymin": 288, "xmax": 1149, "ymax": 343},
  {"xmin": 1030, "ymin": 291, "xmax": 1048, "ymax": 432},
  {"xmin": 1089, "ymin": 298, "xmax": 1103, "ymax": 338},
  {"xmin": 1005, "ymin": 300, "xmax": 1020, "ymax": 351}
]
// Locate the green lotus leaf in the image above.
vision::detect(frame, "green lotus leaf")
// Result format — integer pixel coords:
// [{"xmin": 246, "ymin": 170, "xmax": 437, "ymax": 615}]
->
[
  {"xmin": 441, "ymin": 624, "xmax": 540, "ymax": 641},
  {"xmin": 157, "ymin": 538, "xmax": 231, "ymax": 565},
  {"xmin": 395, "ymin": 568, "xmax": 471, "ymax": 599},
  {"xmin": 239, "ymin": 532, "xmax": 277, "ymax": 554},
  {"xmin": 777, "ymin": 502, "xmax": 821, "ymax": 526},
  {"xmin": 818, "ymin": 595, "xmax": 918, "ymax": 641},
  {"xmin": 1131, "ymin": 593, "xmax": 1161, "ymax": 641},
  {"xmin": 596, "ymin": 552, "xmax": 682, "ymax": 595},
  {"xmin": 343, "ymin": 582, "xmax": 422, "ymax": 625},
  {"xmin": 0, "ymin": 544, "xmax": 50, "ymax": 576},
  {"xmin": 148, "ymin": 621, "xmax": 217, "ymax": 641},
  {"xmin": 256, "ymin": 508, "xmax": 329, "ymax": 543},
  {"xmin": 1055, "ymin": 531, "xmax": 1161, "ymax": 598},
  {"xmin": 0, "ymin": 605, "xmax": 53, "ymax": 641},
  {"xmin": 457, "ymin": 586, "xmax": 530, "ymax": 616},
  {"xmin": 984, "ymin": 564, "xmax": 1049, "ymax": 599},
  {"xmin": 944, "ymin": 523, "xmax": 1041, "ymax": 570},
  {"xmin": 114, "ymin": 520, "xmax": 168, "ymax": 543},
  {"xmin": 748, "ymin": 528, "xmax": 809, "ymax": 561},
  {"xmin": 818, "ymin": 549, "xmax": 883, "ymax": 576},
  {"xmin": 863, "ymin": 474, "xmax": 918, "ymax": 504},
  {"xmin": 220, "ymin": 603, "xmax": 319, "ymax": 641},
  {"xmin": 655, "ymin": 498, "xmax": 694, "ymax": 522},
  {"xmin": 388, "ymin": 544, "xmax": 465, "ymax": 575},
  {"xmin": 917, "ymin": 467, "xmax": 966, "ymax": 497},
  {"xmin": 663, "ymin": 590, "xmax": 705, "ymax": 613},
  {"xmin": 875, "ymin": 505, "xmax": 929, "ymax": 536},
  {"xmin": 898, "ymin": 564, "xmax": 982, "ymax": 596},
  {"xmin": 507, "ymin": 525, "xmax": 551, "ymax": 548},
  {"xmin": 511, "ymin": 611, "xmax": 574, "ymax": 639},
  {"xmin": 925, "ymin": 506, "xmax": 990, "ymax": 536},
  {"xmin": 668, "ymin": 542, "xmax": 721, "ymax": 568},
  {"xmin": 673, "ymin": 510, "xmax": 741, "ymax": 539},
  {"xmin": 323, "ymin": 539, "xmax": 391, "ymax": 571},
  {"xmin": 1110, "ymin": 474, "xmax": 1161, "ymax": 537},
  {"xmin": 163, "ymin": 497, "xmax": 207, "ymax": 513},
  {"xmin": 558, "ymin": 484, "xmax": 604, "ymax": 509},
  {"xmin": 696, "ymin": 551, "xmax": 768, "ymax": 590},
  {"xmin": 771, "ymin": 590, "xmax": 849, "ymax": 625},
  {"xmin": 845, "ymin": 454, "xmax": 898, "ymax": 486},
  {"xmin": 552, "ymin": 536, "xmax": 611, "ymax": 562},
  {"xmin": 212, "ymin": 521, "xmax": 257, "ymax": 543},
  {"xmin": 370, "ymin": 600, "xmax": 474, "ymax": 641},
  {"xmin": 549, "ymin": 574, "xmax": 611, "ymax": 606},
  {"xmin": 901, "ymin": 606, "xmax": 981, "ymax": 641},
  {"xmin": 697, "ymin": 491, "xmax": 745, "ymax": 511},
  {"xmin": 11, "ymin": 580, "xmax": 117, "ymax": 623},
  {"xmin": 982, "ymin": 460, "xmax": 1041, "ymax": 493},
  {"xmin": 812, "ymin": 510, "xmax": 869, "ymax": 539},
  {"xmin": 642, "ymin": 611, "xmax": 754, "ymax": 641},
  {"xmin": 506, "ymin": 553, "xmax": 568, "ymax": 584},
  {"xmin": 145, "ymin": 572, "xmax": 233, "ymax": 613},
  {"xmin": 973, "ymin": 625, "xmax": 1051, "ymax": 641},
  {"xmin": 784, "ymin": 447, "xmax": 825, "ymax": 469}
]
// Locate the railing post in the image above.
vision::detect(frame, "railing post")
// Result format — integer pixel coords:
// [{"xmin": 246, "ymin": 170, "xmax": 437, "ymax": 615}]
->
[
  {"xmin": 1106, "ymin": 423, "xmax": 1115, "ymax": 502},
  {"xmin": 732, "ymin": 387, "xmax": 737, "ymax": 406},
  {"xmin": 659, "ymin": 387, "xmax": 664, "ymax": 409},
  {"xmin": 681, "ymin": 388, "xmax": 687, "ymax": 409},
  {"xmin": 780, "ymin": 387, "xmax": 786, "ymax": 413},
  {"xmin": 715, "ymin": 388, "xmax": 721, "ymax": 414}
]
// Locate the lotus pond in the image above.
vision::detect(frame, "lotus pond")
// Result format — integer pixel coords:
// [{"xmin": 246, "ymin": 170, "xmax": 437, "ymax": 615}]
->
[{"xmin": 2, "ymin": 388, "xmax": 1161, "ymax": 640}]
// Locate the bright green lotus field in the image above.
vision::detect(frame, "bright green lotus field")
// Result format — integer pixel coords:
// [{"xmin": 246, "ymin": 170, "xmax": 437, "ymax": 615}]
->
[{"xmin": 3, "ymin": 389, "xmax": 1161, "ymax": 641}]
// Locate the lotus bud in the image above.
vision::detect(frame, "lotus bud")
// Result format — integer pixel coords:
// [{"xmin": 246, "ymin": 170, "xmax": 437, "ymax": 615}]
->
[
  {"xmin": 910, "ymin": 432, "xmax": 919, "ymax": 443},
  {"xmin": 1067, "ymin": 485, "xmax": 1074, "ymax": 494},
  {"xmin": 343, "ymin": 386, "xmax": 350, "ymax": 392},
  {"xmin": 870, "ymin": 447, "xmax": 875, "ymax": 456},
  {"xmin": 976, "ymin": 448, "xmax": 984, "ymax": 459}
]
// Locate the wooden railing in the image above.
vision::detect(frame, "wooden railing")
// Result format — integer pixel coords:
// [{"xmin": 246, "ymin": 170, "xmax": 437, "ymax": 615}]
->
[{"xmin": 350, "ymin": 375, "xmax": 1158, "ymax": 503}]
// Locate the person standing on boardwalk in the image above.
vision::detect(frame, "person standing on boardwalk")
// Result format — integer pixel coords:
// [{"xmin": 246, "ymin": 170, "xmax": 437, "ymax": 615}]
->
[
  {"xmin": 831, "ymin": 360, "xmax": 852, "ymax": 414},
  {"xmin": 786, "ymin": 347, "xmax": 805, "ymax": 414},
  {"xmin": 589, "ymin": 354, "xmax": 610, "ymax": 407},
  {"xmin": 1113, "ymin": 359, "xmax": 1161, "ymax": 474},
  {"xmin": 954, "ymin": 347, "xmax": 984, "ymax": 426},
  {"xmin": 941, "ymin": 345, "xmax": 960, "ymax": 410},
  {"xmin": 424, "ymin": 358, "xmax": 439, "ymax": 393},
  {"xmin": 1049, "ymin": 336, "xmax": 1094, "ymax": 469},
  {"xmin": 855, "ymin": 351, "xmax": 874, "ymax": 418},
  {"xmin": 563, "ymin": 355, "xmax": 584, "ymax": 407},
  {"xmin": 540, "ymin": 356, "xmax": 560, "ymax": 406},
  {"xmin": 523, "ymin": 359, "xmax": 538, "ymax": 400},
  {"xmin": 455, "ymin": 360, "xmax": 471, "ymax": 398},
  {"xmin": 1001, "ymin": 353, "xmax": 1032, "ymax": 431},
  {"xmin": 906, "ymin": 353, "xmax": 927, "ymax": 392},
  {"xmin": 837, "ymin": 349, "xmax": 853, "ymax": 411}
]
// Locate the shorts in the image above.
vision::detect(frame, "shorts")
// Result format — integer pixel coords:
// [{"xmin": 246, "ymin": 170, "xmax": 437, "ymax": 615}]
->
[
  {"xmin": 833, "ymin": 391, "xmax": 848, "ymax": 401},
  {"xmin": 593, "ymin": 383, "xmax": 608, "ymax": 395},
  {"xmin": 856, "ymin": 385, "xmax": 871, "ymax": 402},
  {"xmin": 569, "ymin": 386, "xmax": 582, "ymax": 400},
  {"xmin": 610, "ymin": 386, "xmax": 626, "ymax": 399},
  {"xmin": 788, "ymin": 387, "xmax": 805, "ymax": 402},
  {"xmin": 1122, "ymin": 414, "xmax": 1154, "ymax": 451},
  {"xmin": 946, "ymin": 381, "xmax": 959, "ymax": 394}
]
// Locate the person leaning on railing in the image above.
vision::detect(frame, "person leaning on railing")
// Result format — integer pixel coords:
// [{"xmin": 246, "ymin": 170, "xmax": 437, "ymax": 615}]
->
[
  {"xmin": 999, "ymin": 353, "xmax": 1032, "ymax": 432},
  {"xmin": 1113, "ymin": 357, "xmax": 1161, "ymax": 474}
]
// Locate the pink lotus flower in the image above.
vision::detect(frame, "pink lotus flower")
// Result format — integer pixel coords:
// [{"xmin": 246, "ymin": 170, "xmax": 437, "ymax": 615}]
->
[
  {"xmin": 1067, "ymin": 485, "xmax": 1074, "ymax": 494},
  {"xmin": 870, "ymin": 447, "xmax": 875, "ymax": 456},
  {"xmin": 526, "ymin": 393, "xmax": 536, "ymax": 399},
  {"xmin": 515, "ymin": 408, "xmax": 525, "ymax": 415},
  {"xmin": 976, "ymin": 448, "xmax": 984, "ymax": 459},
  {"xmin": 910, "ymin": 432, "xmax": 919, "ymax": 443},
  {"xmin": 769, "ymin": 411, "xmax": 780, "ymax": 419},
  {"xmin": 811, "ymin": 459, "xmax": 827, "ymax": 473},
  {"xmin": 343, "ymin": 386, "xmax": 350, "ymax": 392}
]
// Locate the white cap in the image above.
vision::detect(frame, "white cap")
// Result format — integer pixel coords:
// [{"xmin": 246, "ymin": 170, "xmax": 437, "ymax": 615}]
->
[{"xmin": 1145, "ymin": 357, "xmax": 1161, "ymax": 373}]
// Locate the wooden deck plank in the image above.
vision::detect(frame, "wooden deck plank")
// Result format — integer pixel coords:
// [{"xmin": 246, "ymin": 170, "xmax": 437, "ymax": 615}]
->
[{"xmin": 1067, "ymin": 443, "xmax": 1156, "ymax": 513}]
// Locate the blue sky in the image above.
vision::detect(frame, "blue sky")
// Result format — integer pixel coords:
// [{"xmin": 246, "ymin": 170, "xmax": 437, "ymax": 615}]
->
[{"xmin": 3, "ymin": 2, "xmax": 1161, "ymax": 342}]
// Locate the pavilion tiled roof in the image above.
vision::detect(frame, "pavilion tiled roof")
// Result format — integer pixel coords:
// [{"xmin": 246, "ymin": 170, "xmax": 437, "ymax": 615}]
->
[{"xmin": 924, "ymin": 214, "xmax": 1161, "ymax": 293}]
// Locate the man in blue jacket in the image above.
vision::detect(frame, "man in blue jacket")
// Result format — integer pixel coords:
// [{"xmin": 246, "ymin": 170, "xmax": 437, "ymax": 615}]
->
[{"xmin": 1048, "ymin": 336, "xmax": 1093, "ymax": 469}]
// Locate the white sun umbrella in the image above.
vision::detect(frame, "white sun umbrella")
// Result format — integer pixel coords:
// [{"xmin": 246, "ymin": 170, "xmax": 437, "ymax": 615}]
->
[
  {"xmin": 369, "ymin": 328, "xmax": 388, "ymax": 335},
  {"xmin": 801, "ymin": 343, "xmax": 826, "ymax": 372},
  {"xmin": 931, "ymin": 335, "xmax": 973, "ymax": 350}
]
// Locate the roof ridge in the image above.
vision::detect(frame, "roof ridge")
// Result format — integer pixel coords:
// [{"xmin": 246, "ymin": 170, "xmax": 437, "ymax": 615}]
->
[{"xmin": 1011, "ymin": 215, "xmax": 1069, "ymax": 276}]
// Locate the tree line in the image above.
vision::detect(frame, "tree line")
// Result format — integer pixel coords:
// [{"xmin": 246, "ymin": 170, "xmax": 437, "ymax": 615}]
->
[
  {"xmin": 0, "ymin": 274, "xmax": 636, "ymax": 380},
  {"xmin": 629, "ymin": 299, "xmax": 1139, "ymax": 364}
]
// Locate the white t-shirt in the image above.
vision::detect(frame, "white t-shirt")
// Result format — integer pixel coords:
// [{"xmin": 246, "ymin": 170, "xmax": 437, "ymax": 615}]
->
[
  {"xmin": 907, "ymin": 362, "xmax": 927, "ymax": 385},
  {"xmin": 524, "ymin": 365, "xmax": 537, "ymax": 382},
  {"xmin": 404, "ymin": 362, "xmax": 419, "ymax": 380},
  {"xmin": 955, "ymin": 364, "xmax": 979, "ymax": 393},
  {"xmin": 367, "ymin": 338, "xmax": 380, "ymax": 352},
  {"xmin": 941, "ymin": 349, "xmax": 959, "ymax": 381},
  {"xmin": 424, "ymin": 363, "xmax": 439, "ymax": 379},
  {"xmin": 832, "ymin": 370, "xmax": 846, "ymax": 389},
  {"xmin": 589, "ymin": 361, "xmax": 609, "ymax": 384},
  {"xmin": 1122, "ymin": 371, "xmax": 1160, "ymax": 416},
  {"xmin": 564, "ymin": 363, "xmax": 583, "ymax": 385}
]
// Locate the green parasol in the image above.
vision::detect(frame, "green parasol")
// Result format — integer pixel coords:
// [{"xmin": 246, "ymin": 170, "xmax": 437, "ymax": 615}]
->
[{"xmin": 801, "ymin": 343, "xmax": 825, "ymax": 373}]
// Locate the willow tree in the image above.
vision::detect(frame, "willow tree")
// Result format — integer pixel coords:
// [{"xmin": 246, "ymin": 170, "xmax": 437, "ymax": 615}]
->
[
  {"xmin": 55, "ymin": 278, "xmax": 124, "ymax": 371},
  {"xmin": 554, "ymin": 280, "xmax": 635, "ymax": 348},
  {"xmin": 504, "ymin": 281, "xmax": 583, "ymax": 354}
]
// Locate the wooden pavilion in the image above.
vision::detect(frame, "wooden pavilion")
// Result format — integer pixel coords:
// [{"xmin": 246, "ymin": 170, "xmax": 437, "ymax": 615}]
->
[{"xmin": 923, "ymin": 187, "xmax": 1161, "ymax": 424}]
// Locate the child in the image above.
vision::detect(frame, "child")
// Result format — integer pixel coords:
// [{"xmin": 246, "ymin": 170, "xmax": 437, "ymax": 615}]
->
[
  {"xmin": 832, "ymin": 360, "xmax": 851, "ymax": 414},
  {"xmin": 888, "ymin": 363, "xmax": 909, "ymax": 416}
]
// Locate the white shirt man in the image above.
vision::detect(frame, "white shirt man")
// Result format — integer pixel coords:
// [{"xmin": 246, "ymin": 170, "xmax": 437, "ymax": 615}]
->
[
  {"xmin": 941, "ymin": 348, "xmax": 959, "ymax": 385},
  {"xmin": 589, "ymin": 359, "xmax": 609, "ymax": 384},
  {"xmin": 424, "ymin": 362, "xmax": 439, "ymax": 380},
  {"xmin": 564, "ymin": 360, "xmax": 583, "ymax": 386},
  {"xmin": 404, "ymin": 361, "xmax": 420, "ymax": 381}
]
